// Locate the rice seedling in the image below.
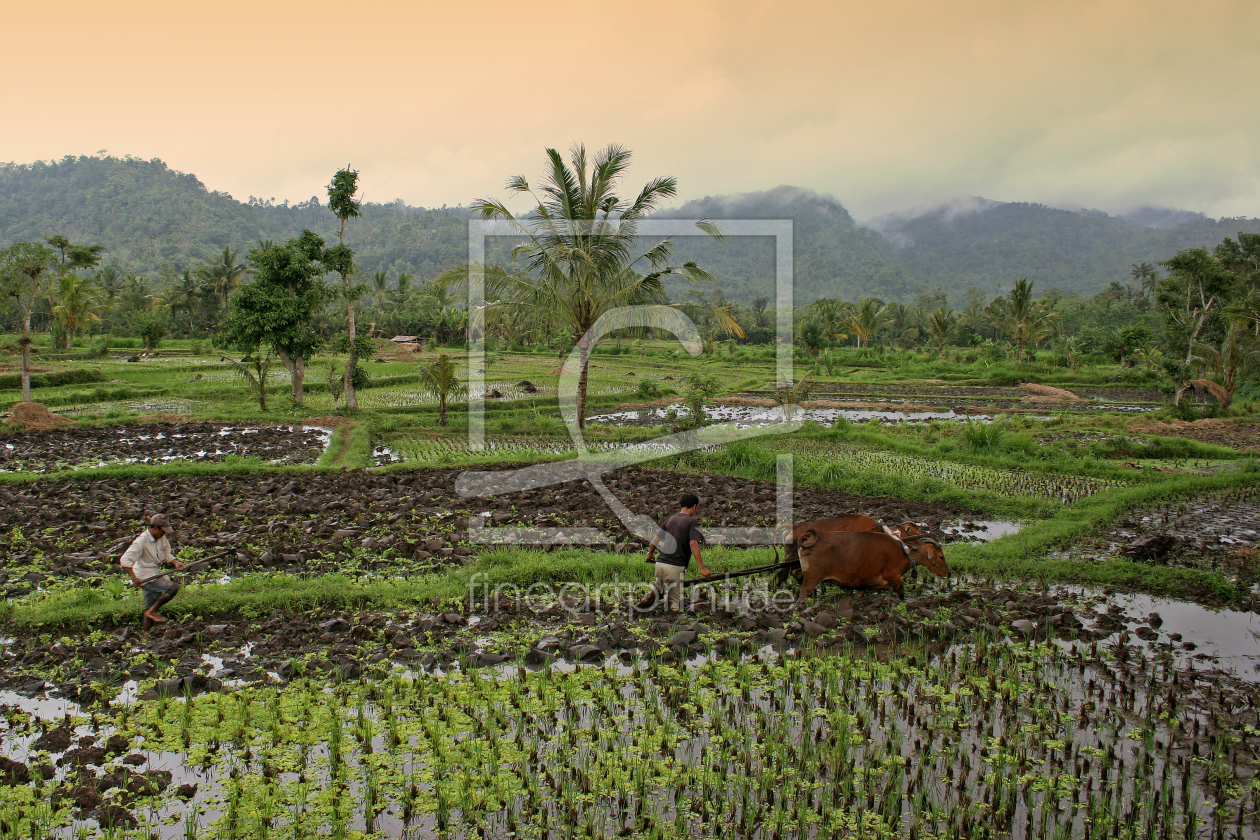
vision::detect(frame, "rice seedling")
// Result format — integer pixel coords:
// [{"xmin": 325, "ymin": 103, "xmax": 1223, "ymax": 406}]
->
[
  {"xmin": 4, "ymin": 633, "xmax": 1248, "ymax": 839},
  {"xmin": 779, "ymin": 439, "xmax": 1124, "ymax": 504}
]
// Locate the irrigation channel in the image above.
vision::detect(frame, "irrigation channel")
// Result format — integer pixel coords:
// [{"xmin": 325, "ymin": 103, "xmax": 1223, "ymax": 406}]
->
[{"xmin": 1, "ymin": 583, "xmax": 1258, "ymax": 839}]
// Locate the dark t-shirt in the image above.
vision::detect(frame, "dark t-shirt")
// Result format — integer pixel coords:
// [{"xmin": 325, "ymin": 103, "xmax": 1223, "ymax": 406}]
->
[{"xmin": 656, "ymin": 513, "xmax": 703, "ymax": 567}]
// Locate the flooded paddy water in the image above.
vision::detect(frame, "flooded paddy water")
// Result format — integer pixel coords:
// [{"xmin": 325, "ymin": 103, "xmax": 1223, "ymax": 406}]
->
[
  {"xmin": 587, "ymin": 403, "xmax": 978, "ymax": 428},
  {"xmin": 1, "ymin": 577, "xmax": 1259, "ymax": 838},
  {"xmin": 0, "ymin": 422, "xmax": 331, "ymax": 474}
]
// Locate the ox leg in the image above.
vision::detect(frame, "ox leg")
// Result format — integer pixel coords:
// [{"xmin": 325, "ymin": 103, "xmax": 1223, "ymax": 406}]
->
[
  {"xmin": 794, "ymin": 573, "xmax": 822, "ymax": 609},
  {"xmin": 887, "ymin": 572, "xmax": 905, "ymax": 599}
]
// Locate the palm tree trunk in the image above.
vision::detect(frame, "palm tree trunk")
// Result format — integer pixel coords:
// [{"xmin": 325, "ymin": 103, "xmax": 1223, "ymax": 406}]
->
[
  {"xmin": 19, "ymin": 313, "xmax": 32, "ymax": 403},
  {"xmin": 343, "ymin": 279, "xmax": 358, "ymax": 411},
  {"xmin": 576, "ymin": 338, "xmax": 592, "ymax": 430}
]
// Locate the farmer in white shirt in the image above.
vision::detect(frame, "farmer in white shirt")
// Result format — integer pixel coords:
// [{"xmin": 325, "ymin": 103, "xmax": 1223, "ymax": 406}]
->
[{"xmin": 119, "ymin": 514, "xmax": 185, "ymax": 628}]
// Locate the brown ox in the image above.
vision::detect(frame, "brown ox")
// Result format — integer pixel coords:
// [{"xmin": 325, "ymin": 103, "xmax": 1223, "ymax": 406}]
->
[
  {"xmin": 776, "ymin": 515, "xmax": 925, "ymax": 586},
  {"xmin": 793, "ymin": 529, "xmax": 948, "ymax": 606}
]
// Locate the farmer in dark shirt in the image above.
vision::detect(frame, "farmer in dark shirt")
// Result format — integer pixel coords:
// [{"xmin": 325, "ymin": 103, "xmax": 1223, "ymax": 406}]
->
[{"xmin": 640, "ymin": 493, "xmax": 711, "ymax": 613}]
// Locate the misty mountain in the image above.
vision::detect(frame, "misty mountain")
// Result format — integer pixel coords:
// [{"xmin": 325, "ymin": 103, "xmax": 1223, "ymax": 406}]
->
[{"xmin": 3, "ymin": 155, "xmax": 1258, "ymax": 306}]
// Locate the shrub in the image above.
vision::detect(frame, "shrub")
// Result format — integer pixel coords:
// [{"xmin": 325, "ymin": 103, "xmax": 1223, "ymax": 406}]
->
[
  {"xmin": 963, "ymin": 417, "xmax": 1005, "ymax": 452},
  {"xmin": 635, "ymin": 377, "xmax": 661, "ymax": 400}
]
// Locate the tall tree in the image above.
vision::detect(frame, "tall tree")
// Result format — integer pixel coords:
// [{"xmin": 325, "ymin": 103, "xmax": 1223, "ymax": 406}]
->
[
  {"xmin": 96, "ymin": 266, "xmax": 122, "ymax": 315},
  {"xmin": 161, "ymin": 268, "xmax": 201, "ymax": 336},
  {"xmin": 50, "ymin": 273, "xmax": 101, "ymax": 349},
  {"xmin": 925, "ymin": 307, "xmax": 960, "ymax": 359},
  {"xmin": 847, "ymin": 298, "xmax": 892, "ymax": 348},
  {"xmin": 1130, "ymin": 261, "xmax": 1160, "ymax": 297},
  {"xmin": 197, "ymin": 246, "xmax": 249, "ymax": 307},
  {"xmin": 220, "ymin": 232, "xmax": 330, "ymax": 405},
  {"xmin": 437, "ymin": 144, "xmax": 724, "ymax": 429},
  {"xmin": 1158, "ymin": 248, "xmax": 1235, "ymax": 404},
  {"xmin": 995, "ymin": 278, "xmax": 1055, "ymax": 361},
  {"xmin": 0, "ymin": 242, "xmax": 56, "ymax": 402},
  {"xmin": 43, "ymin": 235, "xmax": 103, "ymax": 349},
  {"xmin": 327, "ymin": 167, "xmax": 363, "ymax": 411},
  {"xmin": 417, "ymin": 353, "xmax": 465, "ymax": 426}
]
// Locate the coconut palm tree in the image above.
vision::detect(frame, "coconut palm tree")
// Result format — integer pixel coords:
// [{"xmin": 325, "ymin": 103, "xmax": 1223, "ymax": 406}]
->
[
  {"xmin": 198, "ymin": 246, "xmax": 249, "ymax": 307},
  {"xmin": 994, "ymin": 278, "xmax": 1055, "ymax": 362},
  {"xmin": 370, "ymin": 270, "xmax": 390, "ymax": 310},
  {"xmin": 811, "ymin": 298, "xmax": 850, "ymax": 344},
  {"xmin": 326, "ymin": 167, "xmax": 363, "ymax": 411},
  {"xmin": 390, "ymin": 272, "xmax": 413, "ymax": 310},
  {"xmin": 924, "ymin": 307, "xmax": 960, "ymax": 359},
  {"xmin": 436, "ymin": 143, "xmax": 725, "ymax": 428},
  {"xmin": 418, "ymin": 353, "xmax": 466, "ymax": 425},
  {"xmin": 50, "ymin": 273, "xmax": 101, "ymax": 349},
  {"xmin": 96, "ymin": 266, "xmax": 122, "ymax": 315},
  {"xmin": 1130, "ymin": 262, "xmax": 1160, "ymax": 298},
  {"xmin": 160, "ymin": 269, "xmax": 201, "ymax": 336},
  {"xmin": 847, "ymin": 298, "xmax": 892, "ymax": 349}
]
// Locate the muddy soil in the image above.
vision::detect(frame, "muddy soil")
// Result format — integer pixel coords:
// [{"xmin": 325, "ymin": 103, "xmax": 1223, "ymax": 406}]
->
[
  {"xmin": 1066, "ymin": 487, "xmax": 1260, "ymax": 578},
  {"xmin": 0, "ymin": 467, "xmax": 978, "ymax": 597},
  {"xmin": 0, "ymin": 579, "xmax": 1251, "ymax": 714},
  {"xmin": 1129, "ymin": 421, "xmax": 1260, "ymax": 452},
  {"xmin": 0, "ymin": 422, "xmax": 328, "ymax": 473}
]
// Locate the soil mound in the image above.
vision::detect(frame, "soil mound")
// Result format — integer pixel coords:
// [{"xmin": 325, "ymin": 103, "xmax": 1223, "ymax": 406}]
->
[
  {"xmin": 1020, "ymin": 383, "xmax": 1081, "ymax": 402},
  {"xmin": 303, "ymin": 416, "xmax": 355, "ymax": 427},
  {"xmin": 7, "ymin": 402, "xmax": 70, "ymax": 431},
  {"xmin": 394, "ymin": 349, "xmax": 417, "ymax": 363}
]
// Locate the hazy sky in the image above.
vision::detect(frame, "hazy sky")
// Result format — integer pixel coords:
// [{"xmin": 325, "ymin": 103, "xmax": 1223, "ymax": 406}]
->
[{"xmin": 4, "ymin": 0, "xmax": 1257, "ymax": 220}]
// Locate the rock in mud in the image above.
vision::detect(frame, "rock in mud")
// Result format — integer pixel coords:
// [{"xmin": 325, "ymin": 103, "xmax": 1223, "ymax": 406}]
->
[
  {"xmin": 177, "ymin": 783, "xmax": 198, "ymax": 800},
  {"xmin": 1121, "ymin": 533, "xmax": 1181, "ymax": 562},
  {"xmin": 68, "ymin": 783, "xmax": 104, "ymax": 810},
  {"xmin": 32, "ymin": 725, "xmax": 74, "ymax": 753},
  {"xmin": 668, "ymin": 630, "xmax": 698, "ymax": 647},
  {"xmin": 1134, "ymin": 626, "xmax": 1160, "ymax": 641},
  {"xmin": 1011, "ymin": 619, "xmax": 1035, "ymax": 636},
  {"xmin": 568, "ymin": 644, "xmax": 603, "ymax": 661},
  {"xmin": 0, "ymin": 757, "xmax": 29, "ymax": 785},
  {"xmin": 92, "ymin": 804, "xmax": 138, "ymax": 829},
  {"xmin": 58, "ymin": 746, "xmax": 107, "ymax": 768}
]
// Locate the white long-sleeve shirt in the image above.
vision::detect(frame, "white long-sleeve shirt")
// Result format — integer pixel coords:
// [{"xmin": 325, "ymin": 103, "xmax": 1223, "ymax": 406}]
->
[{"xmin": 119, "ymin": 530, "xmax": 175, "ymax": 582}]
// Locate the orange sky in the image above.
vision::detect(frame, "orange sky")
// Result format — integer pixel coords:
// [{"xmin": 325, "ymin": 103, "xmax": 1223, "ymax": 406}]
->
[{"xmin": 3, "ymin": 0, "xmax": 1257, "ymax": 218}]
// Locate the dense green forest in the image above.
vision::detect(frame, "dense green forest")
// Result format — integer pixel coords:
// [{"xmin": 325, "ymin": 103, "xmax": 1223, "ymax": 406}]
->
[
  {"xmin": 3, "ymin": 151, "xmax": 1259, "ymax": 415},
  {"xmin": 4, "ymin": 155, "xmax": 1258, "ymax": 305}
]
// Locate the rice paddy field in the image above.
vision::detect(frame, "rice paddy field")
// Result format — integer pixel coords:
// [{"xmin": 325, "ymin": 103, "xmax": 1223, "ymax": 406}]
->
[{"xmin": 1, "ymin": 337, "xmax": 1259, "ymax": 838}]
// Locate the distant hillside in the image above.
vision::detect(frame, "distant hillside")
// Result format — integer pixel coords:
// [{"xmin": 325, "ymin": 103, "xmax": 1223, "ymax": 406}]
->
[
  {"xmin": 870, "ymin": 200, "xmax": 1260, "ymax": 300},
  {"xmin": 2, "ymin": 155, "xmax": 1257, "ymax": 305},
  {"xmin": 0, "ymin": 155, "xmax": 469, "ymax": 280}
]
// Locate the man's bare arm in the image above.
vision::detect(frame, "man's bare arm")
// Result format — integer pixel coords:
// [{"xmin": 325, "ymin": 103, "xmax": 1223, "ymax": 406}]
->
[
  {"xmin": 692, "ymin": 540, "xmax": 710, "ymax": 576},
  {"xmin": 645, "ymin": 534, "xmax": 660, "ymax": 563}
]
